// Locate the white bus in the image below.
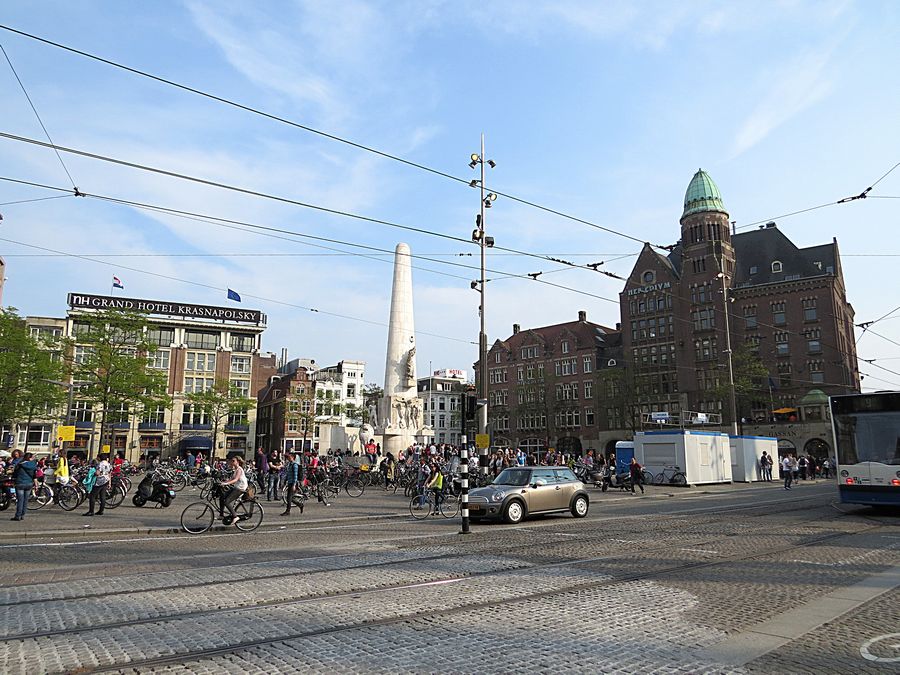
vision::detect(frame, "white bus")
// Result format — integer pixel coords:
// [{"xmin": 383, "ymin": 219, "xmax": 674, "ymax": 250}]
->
[{"xmin": 830, "ymin": 391, "xmax": 900, "ymax": 506}]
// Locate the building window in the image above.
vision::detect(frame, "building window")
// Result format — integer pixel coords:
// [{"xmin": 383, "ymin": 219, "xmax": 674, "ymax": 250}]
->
[
  {"xmin": 231, "ymin": 379, "xmax": 251, "ymax": 398},
  {"xmin": 186, "ymin": 352, "xmax": 216, "ymax": 372},
  {"xmin": 71, "ymin": 401, "xmax": 93, "ymax": 422},
  {"xmin": 743, "ymin": 306, "xmax": 757, "ymax": 329},
  {"xmin": 495, "ymin": 352, "xmax": 501, "ymax": 364},
  {"xmin": 147, "ymin": 327, "xmax": 175, "ymax": 347},
  {"xmin": 73, "ymin": 345, "xmax": 94, "ymax": 364},
  {"xmin": 231, "ymin": 355, "xmax": 251, "ymax": 374},
  {"xmin": 583, "ymin": 356, "xmax": 592, "ymax": 374},
  {"xmin": 231, "ymin": 333, "xmax": 255, "ymax": 352},
  {"xmin": 802, "ymin": 298, "xmax": 818, "ymax": 321},
  {"xmin": 185, "ymin": 331, "xmax": 219, "ymax": 349},
  {"xmin": 692, "ymin": 308, "xmax": 715, "ymax": 330},
  {"xmin": 585, "ymin": 408, "xmax": 595, "ymax": 426},
  {"xmin": 692, "ymin": 257, "xmax": 707, "ymax": 274},
  {"xmin": 771, "ymin": 260, "xmax": 783, "ymax": 273},
  {"xmin": 584, "ymin": 381, "xmax": 593, "ymax": 399},
  {"xmin": 561, "ymin": 340, "xmax": 570, "ymax": 354},
  {"xmin": 148, "ymin": 349, "xmax": 170, "ymax": 370},
  {"xmin": 642, "ymin": 270, "xmax": 655, "ymax": 283},
  {"xmin": 772, "ymin": 302, "xmax": 786, "ymax": 326},
  {"xmin": 142, "ymin": 406, "xmax": 165, "ymax": 425},
  {"xmin": 287, "ymin": 418, "xmax": 299, "ymax": 432},
  {"xmin": 30, "ymin": 325, "xmax": 63, "ymax": 339},
  {"xmin": 809, "ymin": 361, "xmax": 824, "ymax": 384},
  {"xmin": 182, "ymin": 404, "xmax": 208, "ymax": 425},
  {"xmin": 807, "ymin": 327, "xmax": 822, "ymax": 354},
  {"xmin": 184, "ymin": 377, "xmax": 214, "ymax": 393},
  {"xmin": 775, "ymin": 332, "xmax": 790, "ymax": 356},
  {"xmin": 694, "ymin": 337, "xmax": 717, "ymax": 361},
  {"xmin": 777, "ymin": 363, "xmax": 791, "ymax": 388},
  {"xmin": 749, "ymin": 265, "xmax": 758, "ymax": 275}
]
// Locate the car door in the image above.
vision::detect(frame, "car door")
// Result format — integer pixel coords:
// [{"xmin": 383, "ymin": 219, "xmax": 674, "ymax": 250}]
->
[
  {"xmin": 525, "ymin": 468, "xmax": 560, "ymax": 512},
  {"xmin": 553, "ymin": 469, "xmax": 579, "ymax": 509}
]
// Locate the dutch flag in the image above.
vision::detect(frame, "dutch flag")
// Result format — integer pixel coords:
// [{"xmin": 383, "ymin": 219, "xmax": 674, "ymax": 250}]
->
[{"xmin": 112, "ymin": 276, "xmax": 124, "ymax": 289}]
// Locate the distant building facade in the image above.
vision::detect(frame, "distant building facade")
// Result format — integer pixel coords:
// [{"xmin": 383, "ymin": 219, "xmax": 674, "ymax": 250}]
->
[{"xmin": 417, "ymin": 369, "xmax": 467, "ymax": 446}]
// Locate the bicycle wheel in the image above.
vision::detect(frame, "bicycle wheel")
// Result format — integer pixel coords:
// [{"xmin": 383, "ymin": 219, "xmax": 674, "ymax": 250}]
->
[
  {"xmin": 345, "ymin": 477, "xmax": 365, "ymax": 498},
  {"xmin": 235, "ymin": 499, "xmax": 263, "ymax": 532},
  {"xmin": 27, "ymin": 485, "xmax": 53, "ymax": 510},
  {"xmin": 321, "ymin": 480, "xmax": 340, "ymax": 502},
  {"xmin": 181, "ymin": 501, "xmax": 214, "ymax": 534},
  {"xmin": 409, "ymin": 493, "xmax": 434, "ymax": 520},
  {"xmin": 105, "ymin": 485, "xmax": 126, "ymax": 509},
  {"xmin": 58, "ymin": 485, "xmax": 83, "ymax": 511},
  {"xmin": 641, "ymin": 469, "xmax": 654, "ymax": 485},
  {"xmin": 672, "ymin": 472, "xmax": 687, "ymax": 486},
  {"xmin": 171, "ymin": 473, "xmax": 187, "ymax": 492},
  {"xmin": 653, "ymin": 472, "xmax": 665, "ymax": 485},
  {"xmin": 440, "ymin": 494, "xmax": 460, "ymax": 518}
]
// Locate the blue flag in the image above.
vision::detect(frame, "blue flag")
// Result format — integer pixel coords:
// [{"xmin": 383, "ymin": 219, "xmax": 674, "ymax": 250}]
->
[{"xmin": 227, "ymin": 289, "xmax": 241, "ymax": 302}]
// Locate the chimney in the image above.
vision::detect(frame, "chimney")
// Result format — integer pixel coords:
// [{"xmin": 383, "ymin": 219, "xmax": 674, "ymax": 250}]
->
[
  {"xmin": 280, "ymin": 347, "xmax": 288, "ymax": 367},
  {"xmin": 766, "ymin": 221, "xmax": 776, "ymax": 228},
  {"xmin": 615, "ymin": 322, "xmax": 621, "ymax": 331},
  {"xmin": 512, "ymin": 323, "xmax": 520, "ymax": 335},
  {"xmin": 578, "ymin": 310, "xmax": 587, "ymax": 322}
]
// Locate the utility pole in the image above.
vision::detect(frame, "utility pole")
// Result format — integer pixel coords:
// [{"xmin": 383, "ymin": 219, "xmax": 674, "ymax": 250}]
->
[
  {"xmin": 469, "ymin": 135, "xmax": 496, "ymax": 476},
  {"xmin": 718, "ymin": 269, "xmax": 739, "ymax": 436}
]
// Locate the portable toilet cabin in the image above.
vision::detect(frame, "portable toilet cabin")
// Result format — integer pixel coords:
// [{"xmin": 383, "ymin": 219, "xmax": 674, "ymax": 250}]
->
[
  {"xmin": 635, "ymin": 430, "xmax": 733, "ymax": 486},
  {"xmin": 729, "ymin": 435, "xmax": 778, "ymax": 482},
  {"xmin": 614, "ymin": 441, "xmax": 634, "ymax": 474}
]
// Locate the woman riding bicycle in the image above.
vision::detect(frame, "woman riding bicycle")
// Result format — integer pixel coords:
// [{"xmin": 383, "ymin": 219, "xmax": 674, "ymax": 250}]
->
[{"xmin": 219, "ymin": 456, "xmax": 247, "ymax": 525}]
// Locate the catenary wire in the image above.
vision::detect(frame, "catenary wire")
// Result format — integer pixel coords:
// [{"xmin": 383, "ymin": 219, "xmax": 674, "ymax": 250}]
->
[
  {"xmin": 0, "ymin": 235, "xmax": 475, "ymax": 344},
  {"xmin": 0, "ymin": 42, "xmax": 77, "ymax": 189},
  {"xmin": 0, "ymin": 23, "xmax": 654, "ymax": 248},
  {"xmin": 0, "ymin": 132, "xmax": 633, "ymax": 281},
  {"xmin": 0, "ymin": 193, "xmax": 73, "ymax": 207}
]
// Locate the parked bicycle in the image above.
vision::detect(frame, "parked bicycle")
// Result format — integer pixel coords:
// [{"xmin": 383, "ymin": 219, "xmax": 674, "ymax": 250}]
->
[{"xmin": 654, "ymin": 465, "xmax": 687, "ymax": 486}]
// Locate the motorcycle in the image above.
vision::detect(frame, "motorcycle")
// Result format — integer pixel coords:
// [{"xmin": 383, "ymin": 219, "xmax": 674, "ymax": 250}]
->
[
  {"xmin": 0, "ymin": 478, "xmax": 15, "ymax": 511},
  {"xmin": 599, "ymin": 465, "xmax": 633, "ymax": 492},
  {"xmin": 132, "ymin": 472, "xmax": 175, "ymax": 508},
  {"xmin": 573, "ymin": 462, "xmax": 605, "ymax": 485}
]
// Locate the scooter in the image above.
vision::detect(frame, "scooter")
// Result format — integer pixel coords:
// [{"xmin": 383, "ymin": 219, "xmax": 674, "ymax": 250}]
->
[
  {"xmin": 132, "ymin": 472, "xmax": 175, "ymax": 508},
  {"xmin": 574, "ymin": 463, "xmax": 605, "ymax": 485},
  {"xmin": 599, "ymin": 465, "xmax": 632, "ymax": 492},
  {"xmin": 0, "ymin": 478, "xmax": 15, "ymax": 511}
]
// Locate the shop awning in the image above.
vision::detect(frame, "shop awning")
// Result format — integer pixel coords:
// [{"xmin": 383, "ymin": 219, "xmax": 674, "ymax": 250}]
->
[
  {"xmin": 180, "ymin": 436, "xmax": 213, "ymax": 451},
  {"xmin": 772, "ymin": 407, "xmax": 797, "ymax": 414}
]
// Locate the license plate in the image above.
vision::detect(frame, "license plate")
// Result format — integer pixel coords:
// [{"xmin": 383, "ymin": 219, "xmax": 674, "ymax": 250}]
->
[
  {"xmin": 468, "ymin": 504, "xmax": 481, "ymax": 512},
  {"xmin": 168, "ymin": 491, "xmax": 175, "ymax": 496}
]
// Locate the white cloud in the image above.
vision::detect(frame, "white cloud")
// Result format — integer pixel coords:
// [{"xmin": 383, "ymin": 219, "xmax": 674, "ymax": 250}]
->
[{"xmin": 731, "ymin": 48, "xmax": 835, "ymax": 157}]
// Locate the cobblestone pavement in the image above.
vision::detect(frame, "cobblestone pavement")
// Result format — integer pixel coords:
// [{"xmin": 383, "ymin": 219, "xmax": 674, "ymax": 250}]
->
[{"xmin": 1, "ymin": 483, "xmax": 896, "ymax": 673}]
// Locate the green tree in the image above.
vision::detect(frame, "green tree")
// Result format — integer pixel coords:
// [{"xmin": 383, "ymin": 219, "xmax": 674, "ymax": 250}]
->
[
  {"xmin": 69, "ymin": 310, "xmax": 170, "ymax": 458},
  {"xmin": 186, "ymin": 377, "xmax": 254, "ymax": 453},
  {"xmin": 0, "ymin": 308, "xmax": 33, "ymax": 432},
  {"xmin": 19, "ymin": 332, "xmax": 69, "ymax": 452}
]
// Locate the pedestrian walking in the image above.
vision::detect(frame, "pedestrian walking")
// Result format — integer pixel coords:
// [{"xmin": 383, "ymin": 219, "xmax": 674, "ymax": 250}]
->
[
  {"xmin": 266, "ymin": 451, "xmax": 282, "ymax": 501},
  {"xmin": 84, "ymin": 454, "xmax": 111, "ymax": 516},
  {"xmin": 280, "ymin": 451, "xmax": 302, "ymax": 516},
  {"xmin": 10, "ymin": 452, "xmax": 37, "ymax": 521},
  {"xmin": 782, "ymin": 454, "xmax": 793, "ymax": 490},
  {"xmin": 629, "ymin": 457, "xmax": 645, "ymax": 494}
]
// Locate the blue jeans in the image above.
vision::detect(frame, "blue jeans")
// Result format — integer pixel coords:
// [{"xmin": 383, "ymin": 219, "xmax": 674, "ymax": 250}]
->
[
  {"xmin": 266, "ymin": 473, "xmax": 279, "ymax": 501},
  {"xmin": 15, "ymin": 488, "xmax": 28, "ymax": 519}
]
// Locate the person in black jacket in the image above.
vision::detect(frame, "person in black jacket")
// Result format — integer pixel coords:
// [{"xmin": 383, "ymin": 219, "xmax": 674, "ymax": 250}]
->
[
  {"xmin": 11, "ymin": 452, "xmax": 37, "ymax": 521},
  {"xmin": 629, "ymin": 457, "xmax": 645, "ymax": 495},
  {"xmin": 280, "ymin": 451, "xmax": 302, "ymax": 516}
]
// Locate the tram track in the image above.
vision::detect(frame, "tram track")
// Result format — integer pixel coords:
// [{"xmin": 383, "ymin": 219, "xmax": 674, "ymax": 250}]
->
[
  {"xmin": 0, "ymin": 489, "xmax": 829, "ymax": 609},
  {"xmin": 71, "ymin": 519, "xmax": 896, "ymax": 675}
]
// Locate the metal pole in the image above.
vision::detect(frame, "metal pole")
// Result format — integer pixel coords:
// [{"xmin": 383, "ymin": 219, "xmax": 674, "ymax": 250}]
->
[
  {"xmin": 719, "ymin": 271, "xmax": 739, "ymax": 436},
  {"xmin": 478, "ymin": 133, "xmax": 489, "ymax": 477},
  {"xmin": 459, "ymin": 435, "xmax": 469, "ymax": 534}
]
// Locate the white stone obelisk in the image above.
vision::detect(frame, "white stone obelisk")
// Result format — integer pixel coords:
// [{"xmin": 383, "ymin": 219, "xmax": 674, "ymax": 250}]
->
[{"xmin": 377, "ymin": 243, "xmax": 431, "ymax": 456}]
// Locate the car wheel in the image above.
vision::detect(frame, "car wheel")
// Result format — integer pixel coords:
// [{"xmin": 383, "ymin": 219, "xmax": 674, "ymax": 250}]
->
[
  {"xmin": 571, "ymin": 494, "xmax": 589, "ymax": 518},
  {"xmin": 503, "ymin": 500, "xmax": 525, "ymax": 524}
]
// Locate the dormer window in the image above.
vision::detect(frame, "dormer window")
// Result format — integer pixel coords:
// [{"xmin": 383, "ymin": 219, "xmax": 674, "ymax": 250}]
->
[
  {"xmin": 561, "ymin": 340, "xmax": 570, "ymax": 354},
  {"xmin": 771, "ymin": 260, "xmax": 783, "ymax": 273},
  {"xmin": 749, "ymin": 265, "xmax": 758, "ymax": 275}
]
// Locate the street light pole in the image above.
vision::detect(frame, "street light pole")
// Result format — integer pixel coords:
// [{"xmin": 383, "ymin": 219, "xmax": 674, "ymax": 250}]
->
[{"xmin": 718, "ymin": 271, "xmax": 739, "ymax": 436}]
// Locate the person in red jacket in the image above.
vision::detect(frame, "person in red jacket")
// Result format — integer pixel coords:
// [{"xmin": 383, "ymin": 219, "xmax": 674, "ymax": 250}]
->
[{"xmin": 629, "ymin": 457, "xmax": 645, "ymax": 495}]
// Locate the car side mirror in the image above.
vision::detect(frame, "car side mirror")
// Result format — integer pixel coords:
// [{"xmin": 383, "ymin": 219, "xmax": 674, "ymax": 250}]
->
[{"xmin": 532, "ymin": 479, "xmax": 546, "ymax": 488}]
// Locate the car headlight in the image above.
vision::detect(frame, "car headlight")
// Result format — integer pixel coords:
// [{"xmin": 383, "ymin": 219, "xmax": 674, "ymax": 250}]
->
[{"xmin": 490, "ymin": 491, "xmax": 505, "ymax": 502}]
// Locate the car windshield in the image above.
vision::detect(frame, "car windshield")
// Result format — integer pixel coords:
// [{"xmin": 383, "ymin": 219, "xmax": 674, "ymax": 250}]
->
[{"xmin": 493, "ymin": 468, "xmax": 531, "ymax": 487}]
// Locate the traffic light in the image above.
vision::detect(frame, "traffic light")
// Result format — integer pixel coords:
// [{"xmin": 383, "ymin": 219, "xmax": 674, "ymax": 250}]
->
[{"xmin": 465, "ymin": 394, "xmax": 477, "ymax": 421}]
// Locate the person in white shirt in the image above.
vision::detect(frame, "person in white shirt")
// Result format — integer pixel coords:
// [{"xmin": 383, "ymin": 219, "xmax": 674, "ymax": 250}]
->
[
  {"xmin": 220, "ymin": 456, "xmax": 248, "ymax": 525},
  {"xmin": 782, "ymin": 455, "xmax": 793, "ymax": 490}
]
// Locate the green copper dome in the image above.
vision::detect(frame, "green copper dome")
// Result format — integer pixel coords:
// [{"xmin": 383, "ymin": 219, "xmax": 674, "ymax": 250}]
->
[{"xmin": 682, "ymin": 169, "xmax": 728, "ymax": 218}]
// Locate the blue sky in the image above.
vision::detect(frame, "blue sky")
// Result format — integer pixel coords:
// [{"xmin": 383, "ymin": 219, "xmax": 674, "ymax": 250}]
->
[{"xmin": 1, "ymin": 1, "xmax": 899, "ymax": 390}]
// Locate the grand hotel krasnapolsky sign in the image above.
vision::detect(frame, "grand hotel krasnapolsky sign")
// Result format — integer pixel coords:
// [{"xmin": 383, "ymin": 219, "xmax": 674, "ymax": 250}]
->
[{"xmin": 68, "ymin": 293, "xmax": 264, "ymax": 324}]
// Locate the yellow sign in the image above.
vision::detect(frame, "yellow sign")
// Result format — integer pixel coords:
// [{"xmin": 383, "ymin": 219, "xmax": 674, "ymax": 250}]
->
[
  {"xmin": 102, "ymin": 444, "xmax": 111, "ymax": 455},
  {"xmin": 57, "ymin": 425, "xmax": 76, "ymax": 442},
  {"xmin": 475, "ymin": 434, "xmax": 490, "ymax": 449}
]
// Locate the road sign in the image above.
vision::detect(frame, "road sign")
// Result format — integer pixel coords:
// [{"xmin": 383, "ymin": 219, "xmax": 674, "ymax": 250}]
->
[
  {"xmin": 650, "ymin": 411, "xmax": 670, "ymax": 423},
  {"xmin": 57, "ymin": 425, "xmax": 76, "ymax": 442},
  {"xmin": 475, "ymin": 434, "xmax": 490, "ymax": 449}
]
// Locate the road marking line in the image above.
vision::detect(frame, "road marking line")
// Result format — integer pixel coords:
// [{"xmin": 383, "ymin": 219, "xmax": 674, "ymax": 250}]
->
[{"xmin": 680, "ymin": 548, "xmax": 719, "ymax": 554}]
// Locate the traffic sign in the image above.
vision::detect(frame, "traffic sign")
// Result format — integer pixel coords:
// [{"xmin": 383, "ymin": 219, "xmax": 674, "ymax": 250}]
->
[
  {"xmin": 57, "ymin": 425, "xmax": 76, "ymax": 442},
  {"xmin": 475, "ymin": 434, "xmax": 490, "ymax": 449}
]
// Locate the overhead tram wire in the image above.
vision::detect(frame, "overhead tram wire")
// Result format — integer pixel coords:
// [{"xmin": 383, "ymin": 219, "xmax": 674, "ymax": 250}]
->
[
  {"xmin": 0, "ymin": 24, "xmax": 655, "ymax": 249},
  {"xmin": 0, "ymin": 133, "xmax": 635, "ymax": 282},
  {"xmin": 0, "ymin": 42, "xmax": 77, "ymax": 190},
  {"xmin": 0, "ymin": 175, "xmax": 626, "ymax": 306},
  {"xmin": 0, "ymin": 193, "xmax": 74, "ymax": 207},
  {"xmin": 0, "ymin": 234, "xmax": 475, "ymax": 345}
]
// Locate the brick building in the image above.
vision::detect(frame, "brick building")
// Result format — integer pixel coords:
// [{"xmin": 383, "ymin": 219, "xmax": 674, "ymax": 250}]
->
[
  {"xmin": 479, "ymin": 311, "xmax": 622, "ymax": 457},
  {"xmin": 620, "ymin": 169, "xmax": 859, "ymax": 429},
  {"xmin": 21, "ymin": 293, "xmax": 276, "ymax": 460}
]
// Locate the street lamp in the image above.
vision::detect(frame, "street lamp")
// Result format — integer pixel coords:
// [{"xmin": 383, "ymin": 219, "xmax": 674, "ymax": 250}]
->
[{"xmin": 716, "ymin": 271, "xmax": 739, "ymax": 435}]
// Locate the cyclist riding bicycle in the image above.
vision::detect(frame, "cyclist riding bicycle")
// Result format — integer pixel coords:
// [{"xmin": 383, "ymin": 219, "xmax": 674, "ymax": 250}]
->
[
  {"xmin": 219, "ymin": 456, "xmax": 247, "ymax": 525},
  {"xmin": 426, "ymin": 463, "xmax": 443, "ymax": 515}
]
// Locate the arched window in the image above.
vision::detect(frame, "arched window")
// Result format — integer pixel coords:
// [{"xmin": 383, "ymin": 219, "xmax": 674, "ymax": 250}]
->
[{"xmin": 771, "ymin": 260, "xmax": 783, "ymax": 273}]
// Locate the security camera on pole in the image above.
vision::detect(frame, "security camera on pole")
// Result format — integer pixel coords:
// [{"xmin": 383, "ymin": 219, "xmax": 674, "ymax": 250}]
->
[{"xmin": 469, "ymin": 135, "xmax": 496, "ymax": 482}]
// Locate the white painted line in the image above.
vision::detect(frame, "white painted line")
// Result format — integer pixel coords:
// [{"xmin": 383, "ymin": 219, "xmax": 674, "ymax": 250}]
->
[
  {"xmin": 680, "ymin": 549, "xmax": 719, "ymax": 555},
  {"xmin": 860, "ymin": 632, "xmax": 900, "ymax": 663}
]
